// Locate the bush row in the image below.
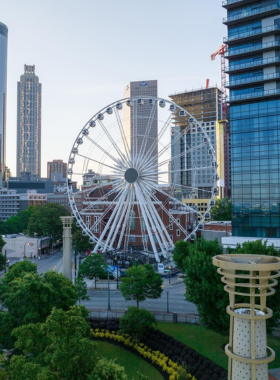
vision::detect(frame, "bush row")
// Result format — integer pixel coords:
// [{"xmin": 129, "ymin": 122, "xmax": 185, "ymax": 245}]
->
[{"xmin": 88, "ymin": 318, "xmax": 227, "ymax": 380}]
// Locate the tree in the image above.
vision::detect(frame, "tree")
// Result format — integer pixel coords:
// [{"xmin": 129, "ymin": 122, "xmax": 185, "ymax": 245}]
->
[
  {"xmin": 78, "ymin": 253, "xmax": 108, "ymax": 289},
  {"xmin": 74, "ymin": 276, "xmax": 89, "ymax": 303},
  {"xmin": 182, "ymin": 238, "xmax": 280, "ymax": 335},
  {"xmin": 26, "ymin": 203, "xmax": 70, "ymax": 240},
  {"xmin": 9, "ymin": 306, "xmax": 97, "ymax": 380},
  {"xmin": 119, "ymin": 306, "xmax": 157, "ymax": 344},
  {"xmin": 3, "ymin": 208, "xmax": 33, "ymax": 234},
  {"xmin": 210, "ymin": 198, "xmax": 232, "ymax": 221},
  {"xmin": 120, "ymin": 264, "xmax": 163, "ymax": 308},
  {"xmin": 0, "ymin": 266, "xmax": 78, "ymax": 347},
  {"xmin": 173, "ymin": 240, "xmax": 191, "ymax": 270},
  {"xmin": 89, "ymin": 358, "xmax": 127, "ymax": 380},
  {"xmin": 72, "ymin": 229, "xmax": 93, "ymax": 254}
]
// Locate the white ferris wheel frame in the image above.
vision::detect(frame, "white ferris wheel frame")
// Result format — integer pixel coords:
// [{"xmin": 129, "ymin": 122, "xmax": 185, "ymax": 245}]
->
[{"xmin": 67, "ymin": 96, "xmax": 219, "ymax": 262}]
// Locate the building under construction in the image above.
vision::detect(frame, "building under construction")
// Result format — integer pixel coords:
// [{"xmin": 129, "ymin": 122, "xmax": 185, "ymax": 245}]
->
[{"xmin": 169, "ymin": 86, "xmax": 225, "ymax": 220}]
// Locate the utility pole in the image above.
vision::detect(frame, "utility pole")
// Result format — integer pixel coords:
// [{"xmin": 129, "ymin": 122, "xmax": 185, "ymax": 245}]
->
[
  {"xmin": 166, "ymin": 290, "xmax": 169, "ymax": 313},
  {"xmin": 107, "ymin": 270, "xmax": 111, "ymax": 311},
  {"xmin": 4, "ymin": 249, "xmax": 6, "ymax": 274}
]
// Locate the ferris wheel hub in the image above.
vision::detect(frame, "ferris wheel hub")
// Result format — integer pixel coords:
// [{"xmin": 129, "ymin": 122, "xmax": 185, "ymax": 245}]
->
[{"xmin": 124, "ymin": 168, "xmax": 139, "ymax": 183}]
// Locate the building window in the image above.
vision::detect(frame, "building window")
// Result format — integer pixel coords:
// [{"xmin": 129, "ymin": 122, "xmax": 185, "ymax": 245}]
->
[
  {"xmin": 86, "ymin": 215, "xmax": 90, "ymax": 223},
  {"xmin": 176, "ymin": 229, "xmax": 180, "ymax": 237},
  {"xmin": 129, "ymin": 211, "xmax": 135, "ymax": 230},
  {"xmin": 169, "ymin": 223, "xmax": 173, "ymax": 230},
  {"xmin": 142, "ymin": 235, "xmax": 148, "ymax": 243},
  {"xmin": 170, "ymin": 235, "xmax": 173, "ymax": 241},
  {"xmin": 129, "ymin": 235, "xmax": 135, "ymax": 242},
  {"xmin": 94, "ymin": 216, "xmax": 99, "ymax": 233}
]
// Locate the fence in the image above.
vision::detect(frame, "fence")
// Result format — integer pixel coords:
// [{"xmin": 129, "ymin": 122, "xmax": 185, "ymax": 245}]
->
[{"xmin": 88, "ymin": 308, "xmax": 200, "ymax": 325}]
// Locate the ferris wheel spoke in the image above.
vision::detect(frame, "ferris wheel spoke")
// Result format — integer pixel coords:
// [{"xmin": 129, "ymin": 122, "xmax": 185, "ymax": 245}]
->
[
  {"xmin": 144, "ymin": 113, "xmax": 173, "ymax": 164},
  {"xmin": 102, "ymin": 186, "xmax": 130, "ymax": 251},
  {"xmin": 121, "ymin": 188, "xmax": 135, "ymax": 250},
  {"xmin": 140, "ymin": 182, "xmax": 174, "ymax": 249},
  {"xmin": 159, "ymin": 178, "xmax": 214, "ymax": 196},
  {"xmin": 134, "ymin": 183, "xmax": 160, "ymax": 261},
  {"xmin": 114, "ymin": 107, "xmax": 131, "ymax": 166},
  {"xmin": 94, "ymin": 184, "xmax": 129, "ymax": 252},
  {"xmin": 73, "ymin": 179, "xmax": 122, "ymax": 196},
  {"xmin": 136, "ymin": 101, "xmax": 157, "ymax": 167},
  {"xmin": 76, "ymin": 152, "xmax": 125, "ymax": 173}
]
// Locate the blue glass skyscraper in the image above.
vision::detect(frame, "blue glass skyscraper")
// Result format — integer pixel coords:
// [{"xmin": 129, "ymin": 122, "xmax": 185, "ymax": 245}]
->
[
  {"xmin": 0, "ymin": 22, "xmax": 8, "ymax": 182},
  {"xmin": 223, "ymin": 0, "xmax": 280, "ymax": 238}
]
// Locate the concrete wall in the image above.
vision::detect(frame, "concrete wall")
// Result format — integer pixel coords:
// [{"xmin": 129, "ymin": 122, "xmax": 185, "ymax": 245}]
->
[{"xmin": 3, "ymin": 235, "xmax": 39, "ymax": 258}]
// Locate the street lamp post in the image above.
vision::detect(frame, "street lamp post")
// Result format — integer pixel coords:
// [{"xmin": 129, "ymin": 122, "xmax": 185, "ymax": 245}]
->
[
  {"xmin": 108, "ymin": 270, "xmax": 111, "ymax": 311},
  {"xmin": 168, "ymin": 266, "xmax": 171, "ymax": 284},
  {"xmin": 166, "ymin": 290, "xmax": 169, "ymax": 313},
  {"xmin": 24, "ymin": 242, "xmax": 30, "ymax": 258}
]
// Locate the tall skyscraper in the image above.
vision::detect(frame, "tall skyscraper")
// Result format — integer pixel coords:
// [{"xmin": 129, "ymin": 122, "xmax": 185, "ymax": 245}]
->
[
  {"xmin": 123, "ymin": 80, "xmax": 158, "ymax": 163},
  {"xmin": 0, "ymin": 22, "xmax": 8, "ymax": 182},
  {"xmin": 17, "ymin": 65, "xmax": 42, "ymax": 177},
  {"xmin": 223, "ymin": 0, "xmax": 280, "ymax": 238}
]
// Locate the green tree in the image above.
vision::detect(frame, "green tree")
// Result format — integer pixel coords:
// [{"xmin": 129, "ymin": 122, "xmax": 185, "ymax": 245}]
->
[
  {"xmin": 0, "ymin": 266, "xmax": 78, "ymax": 347},
  {"xmin": 4, "ymin": 208, "xmax": 33, "ymax": 234},
  {"xmin": 120, "ymin": 264, "xmax": 163, "ymax": 308},
  {"xmin": 173, "ymin": 240, "xmax": 191, "ymax": 270},
  {"xmin": 182, "ymin": 238, "xmax": 280, "ymax": 335},
  {"xmin": 72, "ymin": 228, "xmax": 93, "ymax": 254},
  {"xmin": 26, "ymin": 203, "xmax": 69, "ymax": 240},
  {"xmin": 210, "ymin": 198, "xmax": 232, "ymax": 221},
  {"xmin": 78, "ymin": 253, "xmax": 108, "ymax": 289},
  {"xmin": 89, "ymin": 358, "xmax": 127, "ymax": 380},
  {"xmin": 119, "ymin": 306, "xmax": 157, "ymax": 344},
  {"xmin": 9, "ymin": 306, "xmax": 97, "ymax": 380},
  {"xmin": 74, "ymin": 276, "xmax": 89, "ymax": 303}
]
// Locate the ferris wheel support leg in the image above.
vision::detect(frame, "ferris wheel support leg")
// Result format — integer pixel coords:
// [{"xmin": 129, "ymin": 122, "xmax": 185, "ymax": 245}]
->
[
  {"xmin": 103, "ymin": 188, "xmax": 130, "ymax": 251},
  {"xmin": 108, "ymin": 199, "xmax": 130, "ymax": 251},
  {"xmin": 94, "ymin": 185, "xmax": 129, "ymax": 253},
  {"xmin": 134, "ymin": 184, "xmax": 160, "ymax": 262},
  {"xmin": 116, "ymin": 190, "xmax": 134, "ymax": 250},
  {"xmin": 141, "ymin": 183, "xmax": 174, "ymax": 254}
]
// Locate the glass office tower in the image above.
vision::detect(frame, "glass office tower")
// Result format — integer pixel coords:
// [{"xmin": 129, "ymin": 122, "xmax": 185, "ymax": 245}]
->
[
  {"xmin": 0, "ymin": 22, "xmax": 8, "ymax": 182},
  {"xmin": 223, "ymin": 0, "xmax": 280, "ymax": 238}
]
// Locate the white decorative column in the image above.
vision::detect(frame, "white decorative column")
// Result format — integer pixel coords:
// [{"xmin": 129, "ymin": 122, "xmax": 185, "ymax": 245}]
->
[
  {"xmin": 61, "ymin": 216, "xmax": 74, "ymax": 281},
  {"xmin": 213, "ymin": 254, "xmax": 280, "ymax": 380}
]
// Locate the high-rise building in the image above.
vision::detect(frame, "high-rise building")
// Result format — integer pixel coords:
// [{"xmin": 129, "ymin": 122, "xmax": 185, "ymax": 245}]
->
[
  {"xmin": 0, "ymin": 22, "xmax": 8, "ymax": 182},
  {"xmin": 123, "ymin": 80, "xmax": 158, "ymax": 163},
  {"xmin": 17, "ymin": 65, "xmax": 42, "ymax": 177},
  {"xmin": 223, "ymin": 0, "xmax": 280, "ymax": 238},
  {"xmin": 47, "ymin": 159, "xmax": 67, "ymax": 181},
  {"xmin": 170, "ymin": 86, "xmax": 225, "ymax": 215}
]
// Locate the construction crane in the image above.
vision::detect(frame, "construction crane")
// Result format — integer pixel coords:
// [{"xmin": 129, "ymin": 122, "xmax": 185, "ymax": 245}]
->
[{"xmin": 211, "ymin": 43, "xmax": 231, "ymax": 198}]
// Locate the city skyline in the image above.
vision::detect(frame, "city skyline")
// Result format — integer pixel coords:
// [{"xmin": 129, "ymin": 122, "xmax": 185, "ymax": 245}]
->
[{"xmin": 0, "ymin": 0, "xmax": 224, "ymax": 177}]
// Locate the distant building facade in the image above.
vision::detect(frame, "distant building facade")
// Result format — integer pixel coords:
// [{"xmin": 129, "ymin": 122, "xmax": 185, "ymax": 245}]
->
[
  {"xmin": 0, "ymin": 188, "xmax": 20, "ymax": 221},
  {"xmin": 123, "ymin": 80, "xmax": 158, "ymax": 163},
  {"xmin": 17, "ymin": 65, "xmax": 42, "ymax": 177},
  {"xmin": 47, "ymin": 159, "xmax": 67, "ymax": 180},
  {"xmin": 8, "ymin": 172, "xmax": 54, "ymax": 194},
  {"xmin": 0, "ymin": 22, "xmax": 8, "ymax": 182},
  {"xmin": 19, "ymin": 190, "xmax": 47, "ymax": 211}
]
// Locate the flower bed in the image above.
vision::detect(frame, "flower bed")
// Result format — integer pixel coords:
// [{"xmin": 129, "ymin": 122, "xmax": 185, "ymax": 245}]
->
[{"xmin": 89, "ymin": 318, "xmax": 227, "ymax": 380}]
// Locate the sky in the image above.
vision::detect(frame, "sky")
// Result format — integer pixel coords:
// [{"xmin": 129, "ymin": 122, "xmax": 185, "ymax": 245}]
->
[{"xmin": 1, "ymin": 0, "xmax": 227, "ymax": 177}]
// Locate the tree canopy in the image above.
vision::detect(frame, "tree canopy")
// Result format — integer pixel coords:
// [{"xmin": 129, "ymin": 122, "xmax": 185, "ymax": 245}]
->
[
  {"xmin": 119, "ymin": 306, "xmax": 157, "ymax": 344},
  {"xmin": 26, "ymin": 203, "xmax": 69, "ymax": 240},
  {"xmin": 72, "ymin": 228, "xmax": 94, "ymax": 253},
  {"xmin": 78, "ymin": 253, "xmax": 108, "ymax": 288},
  {"xmin": 179, "ymin": 238, "xmax": 280, "ymax": 335},
  {"xmin": 210, "ymin": 198, "xmax": 232, "ymax": 221},
  {"xmin": 0, "ymin": 208, "xmax": 33, "ymax": 235},
  {"xmin": 120, "ymin": 264, "xmax": 163, "ymax": 308},
  {"xmin": 0, "ymin": 262, "xmax": 78, "ymax": 348}
]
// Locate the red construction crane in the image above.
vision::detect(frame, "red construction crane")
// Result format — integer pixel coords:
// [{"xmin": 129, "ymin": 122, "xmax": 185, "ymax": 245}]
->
[{"xmin": 211, "ymin": 44, "xmax": 228, "ymax": 110}]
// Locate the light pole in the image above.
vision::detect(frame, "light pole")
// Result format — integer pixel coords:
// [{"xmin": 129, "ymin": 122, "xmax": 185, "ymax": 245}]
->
[
  {"xmin": 24, "ymin": 242, "xmax": 30, "ymax": 258},
  {"xmin": 108, "ymin": 270, "xmax": 111, "ymax": 311},
  {"xmin": 166, "ymin": 290, "xmax": 169, "ymax": 313},
  {"xmin": 168, "ymin": 266, "xmax": 171, "ymax": 284}
]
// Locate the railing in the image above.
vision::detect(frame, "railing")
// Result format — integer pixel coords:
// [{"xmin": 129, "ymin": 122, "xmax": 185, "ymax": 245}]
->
[
  {"xmin": 225, "ymin": 41, "xmax": 280, "ymax": 57},
  {"xmin": 224, "ymin": 24, "xmax": 280, "ymax": 43},
  {"xmin": 226, "ymin": 72, "xmax": 280, "ymax": 87},
  {"xmin": 88, "ymin": 309, "xmax": 200, "ymax": 325},
  {"xmin": 223, "ymin": 4, "xmax": 280, "ymax": 23},
  {"xmin": 227, "ymin": 88, "xmax": 280, "ymax": 102},
  {"xmin": 225, "ymin": 56, "xmax": 280, "ymax": 72},
  {"xmin": 222, "ymin": 0, "xmax": 244, "ymax": 5}
]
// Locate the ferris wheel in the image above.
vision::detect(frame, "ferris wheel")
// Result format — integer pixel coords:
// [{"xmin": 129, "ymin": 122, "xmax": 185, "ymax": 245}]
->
[{"xmin": 67, "ymin": 96, "xmax": 219, "ymax": 262}]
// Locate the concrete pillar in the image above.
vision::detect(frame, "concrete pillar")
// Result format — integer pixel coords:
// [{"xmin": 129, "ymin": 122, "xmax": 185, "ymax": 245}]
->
[
  {"xmin": 213, "ymin": 254, "xmax": 280, "ymax": 380},
  {"xmin": 61, "ymin": 216, "xmax": 74, "ymax": 281}
]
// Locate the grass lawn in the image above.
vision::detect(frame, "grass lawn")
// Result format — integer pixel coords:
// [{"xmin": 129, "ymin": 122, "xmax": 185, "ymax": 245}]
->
[
  {"xmin": 158, "ymin": 323, "xmax": 280, "ymax": 370},
  {"xmin": 94, "ymin": 340, "xmax": 164, "ymax": 380}
]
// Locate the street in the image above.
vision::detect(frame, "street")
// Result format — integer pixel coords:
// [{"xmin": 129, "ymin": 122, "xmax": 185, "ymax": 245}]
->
[{"xmin": 82, "ymin": 281, "xmax": 197, "ymax": 314}]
